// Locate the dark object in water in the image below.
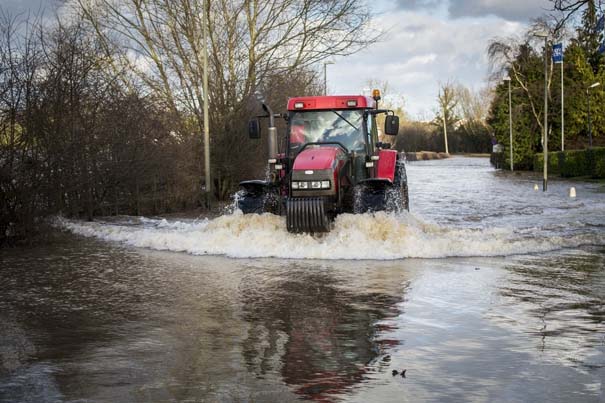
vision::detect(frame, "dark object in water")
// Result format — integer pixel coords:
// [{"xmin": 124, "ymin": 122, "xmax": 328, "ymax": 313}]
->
[{"xmin": 392, "ymin": 370, "xmax": 398, "ymax": 376}]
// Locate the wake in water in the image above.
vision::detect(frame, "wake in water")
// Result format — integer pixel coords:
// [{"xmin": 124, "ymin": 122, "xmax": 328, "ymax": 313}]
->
[{"xmin": 56, "ymin": 211, "xmax": 602, "ymax": 260}]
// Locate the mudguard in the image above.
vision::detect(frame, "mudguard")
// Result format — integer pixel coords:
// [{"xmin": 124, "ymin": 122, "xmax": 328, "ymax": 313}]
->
[
  {"xmin": 375, "ymin": 149, "xmax": 398, "ymax": 182},
  {"xmin": 239, "ymin": 180, "xmax": 268, "ymax": 195}
]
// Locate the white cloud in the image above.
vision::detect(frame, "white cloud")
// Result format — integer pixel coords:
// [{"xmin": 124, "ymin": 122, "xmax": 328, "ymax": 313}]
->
[{"xmin": 328, "ymin": 7, "xmax": 527, "ymax": 119}]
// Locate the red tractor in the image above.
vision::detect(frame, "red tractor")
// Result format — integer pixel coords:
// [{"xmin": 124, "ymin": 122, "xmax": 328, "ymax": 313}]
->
[{"xmin": 238, "ymin": 90, "xmax": 408, "ymax": 233}]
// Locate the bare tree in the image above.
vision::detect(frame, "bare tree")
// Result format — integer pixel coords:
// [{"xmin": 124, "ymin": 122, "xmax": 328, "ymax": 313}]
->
[
  {"xmin": 0, "ymin": 10, "xmax": 203, "ymax": 244},
  {"xmin": 487, "ymin": 19, "xmax": 563, "ymax": 136},
  {"xmin": 550, "ymin": 0, "xmax": 604, "ymax": 31},
  {"xmin": 435, "ymin": 82, "xmax": 459, "ymax": 127},
  {"xmin": 364, "ymin": 78, "xmax": 406, "ymax": 144},
  {"xmin": 434, "ymin": 81, "xmax": 460, "ymax": 154},
  {"xmin": 76, "ymin": 0, "xmax": 379, "ymax": 198},
  {"xmin": 456, "ymin": 84, "xmax": 493, "ymax": 136}
]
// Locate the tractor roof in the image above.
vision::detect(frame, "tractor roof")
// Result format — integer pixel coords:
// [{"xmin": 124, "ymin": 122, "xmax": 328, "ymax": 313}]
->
[{"xmin": 287, "ymin": 95, "xmax": 376, "ymax": 111}]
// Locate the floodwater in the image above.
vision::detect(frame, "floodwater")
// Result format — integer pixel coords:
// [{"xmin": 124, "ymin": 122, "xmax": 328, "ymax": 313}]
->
[{"xmin": 1, "ymin": 157, "xmax": 604, "ymax": 402}]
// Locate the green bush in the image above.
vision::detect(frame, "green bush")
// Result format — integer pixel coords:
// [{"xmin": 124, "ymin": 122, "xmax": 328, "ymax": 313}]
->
[
  {"xmin": 560, "ymin": 150, "xmax": 590, "ymax": 177},
  {"xmin": 591, "ymin": 148, "xmax": 605, "ymax": 178},
  {"xmin": 533, "ymin": 147, "xmax": 605, "ymax": 178},
  {"xmin": 533, "ymin": 151, "xmax": 561, "ymax": 174}
]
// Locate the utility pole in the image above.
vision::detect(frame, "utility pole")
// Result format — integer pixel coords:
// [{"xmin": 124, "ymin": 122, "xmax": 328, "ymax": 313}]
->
[
  {"xmin": 202, "ymin": 0, "xmax": 211, "ymax": 208},
  {"xmin": 440, "ymin": 90, "xmax": 449, "ymax": 155},
  {"xmin": 442, "ymin": 111, "xmax": 449, "ymax": 154},
  {"xmin": 561, "ymin": 54, "xmax": 564, "ymax": 151},
  {"xmin": 323, "ymin": 62, "xmax": 334, "ymax": 96},
  {"xmin": 535, "ymin": 32, "xmax": 549, "ymax": 191},
  {"xmin": 503, "ymin": 76, "xmax": 513, "ymax": 171},
  {"xmin": 587, "ymin": 82, "xmax": 600, "ymax": 148},
  {"xmin": 553, "ymin": 43, "xmax": 564, "ymax": 151},
  {"xmin": 542, "ymin": 35, "xmax": 548, "ymax": 191}
]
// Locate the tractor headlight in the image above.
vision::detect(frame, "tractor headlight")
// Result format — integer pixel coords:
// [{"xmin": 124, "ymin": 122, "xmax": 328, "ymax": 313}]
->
[{"xmin": 291, "ymin": 179, "xmax": 331, "ymax": 190}]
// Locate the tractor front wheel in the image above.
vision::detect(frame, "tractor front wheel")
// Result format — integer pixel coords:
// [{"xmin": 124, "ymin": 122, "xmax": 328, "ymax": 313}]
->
[
  {"xmin": 354, "ymin": 160, "xmax": 409, "ymax": 214},
  {"xmin": 237, "ymin": 183, "xmax": 279, "ymax": 215}
]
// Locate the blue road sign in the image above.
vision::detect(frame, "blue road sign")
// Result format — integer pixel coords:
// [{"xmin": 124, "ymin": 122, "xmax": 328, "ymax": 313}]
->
[{"xmin": 552, "ymin": 43, "xmax": 563, "ymax": 63}]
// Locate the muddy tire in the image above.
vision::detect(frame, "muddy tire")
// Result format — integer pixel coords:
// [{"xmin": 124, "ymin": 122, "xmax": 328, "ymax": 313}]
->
[
  {"xmin": 237, "ymin": 188, "xmax": 279, "ymax": 215},
  {"xmin": 354, "ymin": 159, "xmax": 409, "ymax": 214},
  {"xmin": 392, "ymin": 159, "xmax": 410, "ymax": 211},
  {"xmin": 354, "ymin": 183, "xmax": 386, "ymax": 213}
]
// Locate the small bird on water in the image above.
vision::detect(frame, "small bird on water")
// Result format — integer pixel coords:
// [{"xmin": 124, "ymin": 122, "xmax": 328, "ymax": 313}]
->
[{"xmin": 392, "ymin": 369, "xmax": 407, "ymax": 378}]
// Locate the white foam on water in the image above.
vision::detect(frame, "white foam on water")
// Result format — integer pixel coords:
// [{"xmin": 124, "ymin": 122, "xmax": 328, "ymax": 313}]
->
[{"xmin": 56, "ymin": 211, "xmax": 601, "ymax": 260}]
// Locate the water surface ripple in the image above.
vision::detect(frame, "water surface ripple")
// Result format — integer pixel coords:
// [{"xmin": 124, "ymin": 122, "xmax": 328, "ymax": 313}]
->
[{"xmin": 1, "ymin": 157, "xmax": 604, "ymax": 402}]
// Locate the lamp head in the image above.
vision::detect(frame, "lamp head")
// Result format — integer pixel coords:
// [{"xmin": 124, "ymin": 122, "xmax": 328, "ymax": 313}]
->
[{"xmin": 589, "ymin": 82, "xmax": 601, "ymax": 89}]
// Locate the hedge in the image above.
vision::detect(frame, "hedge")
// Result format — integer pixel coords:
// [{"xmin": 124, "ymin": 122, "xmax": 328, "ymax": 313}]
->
[
  {"xmin": 533, "ymin": 152, "xmax": 562, "ymax": 175},
  {"xmin": 533, "ymin": 147, "xmax": 605, "ymax": 178}
]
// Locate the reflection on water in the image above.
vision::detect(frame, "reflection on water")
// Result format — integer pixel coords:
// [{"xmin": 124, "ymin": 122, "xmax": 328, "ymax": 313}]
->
[
  {"xmin": 239, "ymin": 265, "xmax": 407, "ymax": 400},
  {"xmin": 0, "ymin": 238, "xmax": 413, "ymax": 402},
  {"xmin": 1, "ymin": 239, "xmax": 603, "ymax": 402},
  {"xmin": 1, "ymin": 158, "xmax": 604, "ymax": 402}
]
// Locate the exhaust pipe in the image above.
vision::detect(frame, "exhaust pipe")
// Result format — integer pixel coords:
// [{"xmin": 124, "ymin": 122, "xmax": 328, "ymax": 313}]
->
[
  {"xmin": 262, "ymin": 103, "xmax": 278, "ymax": 160},
  {"xmin": 268, "ymin": 126, "xmax": 277, "ymax": 160}
]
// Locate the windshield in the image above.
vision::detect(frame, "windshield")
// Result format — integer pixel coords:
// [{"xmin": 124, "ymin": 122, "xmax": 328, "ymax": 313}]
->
[{"xmin": 289, "ymin": 110, "xmax": 365, "ymax": 155}]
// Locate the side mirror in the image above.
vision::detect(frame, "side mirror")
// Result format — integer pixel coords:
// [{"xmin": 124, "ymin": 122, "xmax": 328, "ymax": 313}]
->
[
  {"xmin": 248, "ymin": 118, "xmax": 261, "ymax": 139},
  {"xmin": 384, "ymin": 115, "xmax": 399, "ymax": 136}
]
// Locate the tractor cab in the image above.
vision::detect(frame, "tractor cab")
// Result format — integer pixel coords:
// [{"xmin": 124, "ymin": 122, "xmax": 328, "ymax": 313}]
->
[
  {"xmin": 238, "ymin": 91, "xmax": 408, "ymax": 234},
  {"xmin": 288, "ymin": 109, "xmax": 366, "ymax": 155},
  {"xmin": 286, "ymin": 96, "xmax": 376, "ymax": 156}
]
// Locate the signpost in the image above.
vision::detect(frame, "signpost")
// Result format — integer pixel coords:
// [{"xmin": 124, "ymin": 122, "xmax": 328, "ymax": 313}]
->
[{"xmin": 553, "ymin": 43, "xmax": 564, "ymax": 151}]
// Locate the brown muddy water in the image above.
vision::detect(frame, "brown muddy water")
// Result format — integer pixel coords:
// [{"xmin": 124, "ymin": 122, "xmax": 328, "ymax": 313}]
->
[{"xmin": 1, "ymin": 157, "xmax": 604, "ymax": 402}]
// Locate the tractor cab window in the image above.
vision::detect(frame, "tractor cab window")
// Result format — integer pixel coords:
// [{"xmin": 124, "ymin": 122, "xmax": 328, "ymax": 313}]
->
[{"xmin": 289, "ymin": 110, "xmax": 365, "ymax": 155}]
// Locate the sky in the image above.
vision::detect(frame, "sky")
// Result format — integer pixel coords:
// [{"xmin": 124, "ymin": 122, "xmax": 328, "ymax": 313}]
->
[
  {"xmin": 328, "ymin": 0, "xmax": 552, "ymax": 119},
  {"xmin": 4, "ymin": 0, "xmax": 552, "ymax": 120}
]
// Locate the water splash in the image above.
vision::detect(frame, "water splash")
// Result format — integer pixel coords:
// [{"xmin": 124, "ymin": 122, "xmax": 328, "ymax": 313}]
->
[{"xmin": 56, "ymin": 211, "xmax": 601, "ymax": 260}]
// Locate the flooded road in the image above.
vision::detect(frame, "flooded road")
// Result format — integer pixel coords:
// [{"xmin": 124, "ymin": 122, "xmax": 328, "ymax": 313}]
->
[{"xmin": 1, "ymin": 157, "xmax": 604, "ymax": 402}]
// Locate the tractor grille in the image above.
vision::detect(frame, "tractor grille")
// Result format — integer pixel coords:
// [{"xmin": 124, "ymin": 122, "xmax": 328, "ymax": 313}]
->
[{"xmin": 286, "ymin": 197, "xmax": 330, "ymax": 233}]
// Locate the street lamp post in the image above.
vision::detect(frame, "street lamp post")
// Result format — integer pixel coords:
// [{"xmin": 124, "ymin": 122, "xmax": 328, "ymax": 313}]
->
[
  {"xmin": 201, "ymin": 1, "xmax": 211, "ymax": 208},
  {"xmin": 323, "ymin": 62, "xmax": 334, "ymax": 95},
  {"xmin": 503, "ymin": 76, "xmax": 513, "ymax": 171},
  {"xmin": 535, "ymin": 32, "xmax": 549, "ymax": 191},
  {"xmin": 587, "ymin": 82, "xmax": 600, "ymax": 148}
]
